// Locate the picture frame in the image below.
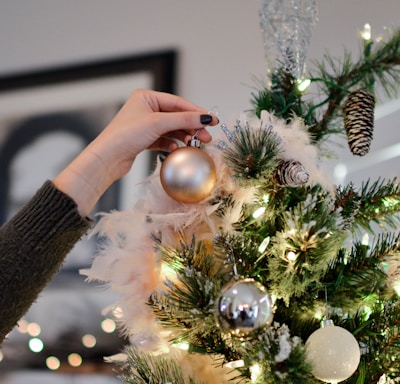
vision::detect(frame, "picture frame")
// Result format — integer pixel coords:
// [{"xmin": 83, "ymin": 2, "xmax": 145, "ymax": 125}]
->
[
  {"xmin": 0, "ymin": 50, "xmax": 177, "ymax": 269},
  {"xmin": 0, "ymin": 50, "xmax": 178, "ymax": 375}
]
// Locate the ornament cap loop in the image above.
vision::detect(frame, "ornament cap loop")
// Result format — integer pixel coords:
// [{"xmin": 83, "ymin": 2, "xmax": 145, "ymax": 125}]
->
[
  {"xmin": 188, "ymin": 137, "xmax": 201, "ymax": 148},
  {"xmin": 321, "ymin": 319, "xmax": 334, "ymax": 328}
]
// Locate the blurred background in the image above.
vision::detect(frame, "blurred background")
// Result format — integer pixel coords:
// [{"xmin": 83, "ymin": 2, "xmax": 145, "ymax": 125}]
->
[{"xmin": 0, "ymin": 1, "xmax": 400, "ymax": 383}]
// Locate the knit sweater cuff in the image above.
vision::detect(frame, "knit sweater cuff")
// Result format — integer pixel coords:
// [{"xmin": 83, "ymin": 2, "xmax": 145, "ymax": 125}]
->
[{"xmin": 10, "ymin": 180, "xmax": 92, "ymax": 244}]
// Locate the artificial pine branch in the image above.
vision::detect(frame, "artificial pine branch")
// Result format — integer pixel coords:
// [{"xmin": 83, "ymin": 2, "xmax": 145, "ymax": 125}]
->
[
  {"xmin": 250, "ymin": 69, "xmax": 304, "ymax": 120},
  {"xmin": 323, "ymin": 239, "xmax": 389, "ymax": 311},
  {"xmin": 309, "ymin": 28, "xmax": 400, "ymax": 142},
  {"xmin": 335, "ymin": 178, "xmax": 400, "ymax": 232},
  {"xmin": 117, "ymin": 344, "xmax": 205, "ymax": 384},
  {"xmin": 243, "ymin": 323, "xmax": 315, "ymax": 383},
  {"xmin": 266, "ymin": 188, "xmax": 347, "ymax": 303},
  {"xmin": 344, "ymin": 301, "xmax": 400, "ymax": 383},
  {"xmin": 222, "ymin": 119, "xmax": 280, "ymax": 183},
  {"xmin": 251, "ymin": 29, "xmax": 400, "ymax": 145}
]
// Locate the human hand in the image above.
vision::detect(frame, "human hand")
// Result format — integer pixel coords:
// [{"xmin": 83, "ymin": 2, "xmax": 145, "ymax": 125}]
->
[
  {"xmin": 54, "ymin": 89, "xmax": 218, "ymax": 216},
  {"xmin": 88, "ymin": 89, "xmax": 218, "ymax": 182}
]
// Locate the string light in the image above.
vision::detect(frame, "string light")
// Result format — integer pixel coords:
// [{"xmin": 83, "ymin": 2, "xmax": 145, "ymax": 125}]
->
[
  {"xmin": 258, "ymin": 236, "xmax": 270, "ymax": 253},
  {"xmin": 287, "ymin": 251, "xmax": 297, "ymax": 261},
  {"xmin": 27, "ymin": 322, "xmax": 41, "ymax": 337},
  {"xmin": 17, "ymin": 319, "xmax": 28, "ymax": 334},
  {"xmin": 363, "ymin": 305, "xmax": 373, "ymax": 320},
  {"xmin": 361, "ymin": 233, "xmax": 369, "ymax": 246},
  {"xmin": 68, "ymin": 353, "xmax": 83, "ymax": 367},
  {"xmin": 172, "ymin": 342, "xmax": 190, "ymax": 351},
  {"xmin": 250, "ymin": 363, "xmax": 262, "ymax": 381},
  {"xmin": 101, "ymin": 318, "xmax": 116, "ymax": 333},
  {"xmin": 252, "ymin": 206, "xmax": 266, "ymax": 219},
  {"xmin": 314, "ymin": 309, "xmax": 324, "ymax": 320},
  {"xmin": 297, "ymin": 78, "xmax": 311, "ymax": 92},
  {"xmin": 28, "ymin": 337, "xmax": 44, "ymax": 353},
  {"xmin": 225, "ymin": 359, "xmax": 245, "ymax": 368},
  {"xmin": 4, "ymin": 315, "xmax": 121, "ymax": 372},
  {"xmin": 361, "ymin": 23, "xmax": 372, "ymax": 41},
  {"xmin": 46, "ymin": 356, "xmax": 61, "ymax": 371},
  {"xmin": 161, "ymin": 263, "xmax": 176, "ymax": 279},
  {"xmin": 81, "ymin": 334, "xmax": 97, "ymax": 348},
  {"xmin": 262, "ymin": 194, "xmax": 270, "ymax": 203}
]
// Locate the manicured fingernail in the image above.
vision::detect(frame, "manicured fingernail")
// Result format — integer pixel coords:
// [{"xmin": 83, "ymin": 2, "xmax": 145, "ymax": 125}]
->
[{"xmin": 200, "ymin": 114, "xmax": 213, "ymax": 125}]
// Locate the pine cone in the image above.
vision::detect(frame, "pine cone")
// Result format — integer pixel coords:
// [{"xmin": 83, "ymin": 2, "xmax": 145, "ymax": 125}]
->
[
  {"xmin": 274, "ymin": 159, "xmax": 309, "ymax": 187},
  {"xmin": 343, "ymin": 89, "xmax": 375, "ymax": 156}
]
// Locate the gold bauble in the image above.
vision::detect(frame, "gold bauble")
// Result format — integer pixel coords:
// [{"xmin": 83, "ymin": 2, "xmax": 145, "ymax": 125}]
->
[{"xmin": 160, "ymin": 146, "xmax": 217, "ymax": 203}]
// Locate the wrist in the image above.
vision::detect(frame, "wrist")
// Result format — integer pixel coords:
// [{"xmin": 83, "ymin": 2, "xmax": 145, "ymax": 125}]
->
[{"xmin": 53, "ymin": 147, "xmax": 116, "ymax": 217}]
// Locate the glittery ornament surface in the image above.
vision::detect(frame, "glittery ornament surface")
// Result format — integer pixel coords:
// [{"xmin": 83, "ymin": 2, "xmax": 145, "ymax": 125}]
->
[
  {"xmin": 306, "ymin": 320, "xmax": 360, "ymax": 382},
  {"xmin": 259, "ymin": 0, "xmax": 318, "ymax": 79}
]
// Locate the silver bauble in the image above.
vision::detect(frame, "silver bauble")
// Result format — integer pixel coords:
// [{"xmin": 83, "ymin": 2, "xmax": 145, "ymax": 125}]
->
[
  {"xmin": 216, "ymin": 278, "xmax": 274, "ymax": 338},
  {"xmin": 306, "ymin": 320, "xmax": 360, "ymax": 383},
  {"xmin": 160, "ymin": 146, "xmax": 217, "ymax": 204}
]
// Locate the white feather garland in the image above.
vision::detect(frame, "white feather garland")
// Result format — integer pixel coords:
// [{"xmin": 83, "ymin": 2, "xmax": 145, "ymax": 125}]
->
[
  {"xmin": 82, "ymin": 110, "xmax": 331, "ymax": 381},
  {"xmin": 81, "ymin": 142, "xmax": 256, "ymax": 354},
  {"xmin": 259, "ymin": 110, "xmax": 334, "ymax": 191}
]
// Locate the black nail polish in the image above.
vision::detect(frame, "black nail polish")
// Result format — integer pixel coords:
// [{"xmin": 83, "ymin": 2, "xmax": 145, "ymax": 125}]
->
[{"xmin": 200, "ymin": 114, "xmax": 213, "ymax": 125}]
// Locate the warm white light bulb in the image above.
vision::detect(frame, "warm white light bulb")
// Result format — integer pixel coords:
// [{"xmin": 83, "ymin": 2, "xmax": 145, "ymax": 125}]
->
[
  {"xmin": 361, "ymin": 23, "xmax": 372, "ymax": 41},
  {"xmin": 101, "ymin": 318, "xmax": 116, "ymax": 333},
  {"xmin": 250, "ymin": 363, "xmax": 262, "ymax": 381},
  {"xmin": 258, "ymin": 236, "xmax": 270, "ymax": 253},
  {"xmin": 225, "ymin": 359, "xmax": 245, "ymax": 368},
  {"xmin": 68, "ymin": 353, "xmax": 83, "ymax": 367},
  {"xmin": 27, "ymin": 322, "xmax": 41, "ymax": 337},
  {"xmin": 28, "ymin": 338, "xmax": 44, "ymax": 353},
  {"xmin": 252, "ymin": 206, "xmax": 266, "ymax": 219},
  {"xmin": 172, "ymin": 342, "xmax": 190, "ymax": 351},
  {"xmin": 297, "ymin": 78, "xmax": 311, "ymax": 92},
  {"xmin": 82, "ymin": 334, "xmax": 97, "ymax": 348},
  {"xmin": 46, "ymin": 356, "xmax": 61, "ymax": 371},
  {"xmin": 287, "ymin": 251, "xmax": 296, "ymax": 261}
]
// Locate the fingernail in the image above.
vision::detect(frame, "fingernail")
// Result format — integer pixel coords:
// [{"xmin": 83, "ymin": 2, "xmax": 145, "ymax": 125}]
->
[{"xmin": 200, "ymin": 114, "xmax": 213, "ymax": 125}]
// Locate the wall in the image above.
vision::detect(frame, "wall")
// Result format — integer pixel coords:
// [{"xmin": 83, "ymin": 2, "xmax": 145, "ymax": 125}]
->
[
  {"xmin": 0, "ymin": 0, "xmax": 399, "ymax": 120},
  {"xmin": 1, "ymin": 1, "xmax": 400, "ymax": 381}
]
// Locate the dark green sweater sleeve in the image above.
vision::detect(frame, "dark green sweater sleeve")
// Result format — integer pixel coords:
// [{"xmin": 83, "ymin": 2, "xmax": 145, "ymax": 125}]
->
[{"xmin": 0, "ymin": 181, "xmax": 92, "ymax": 342}]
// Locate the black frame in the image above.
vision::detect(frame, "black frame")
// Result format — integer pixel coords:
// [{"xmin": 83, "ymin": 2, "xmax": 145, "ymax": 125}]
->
[{"xmin": 0, "ymin": 50, "xmax": 177, "ymax": 223}]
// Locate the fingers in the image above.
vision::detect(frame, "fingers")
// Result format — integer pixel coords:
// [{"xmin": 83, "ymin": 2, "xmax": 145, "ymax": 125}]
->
[
  {"xmin": 145, "ymin": 89, "xmax": 206, "ymax": 113},
  {"xmin": 152, "ymin": 111, "xmax": 217, "ymax": 138},
  {"xmin": 149, "ymin": 129, "xmax": 211, "ymax": 152}
]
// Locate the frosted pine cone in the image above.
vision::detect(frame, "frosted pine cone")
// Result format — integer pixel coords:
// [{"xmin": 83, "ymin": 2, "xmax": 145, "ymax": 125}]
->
[
  {"xmin": 343, "ymin": 89, "xmax": 375, "ymax": 156},
  {"xmin": 274, "ymin": 159, "xmax": 309, "ymax": 187}
]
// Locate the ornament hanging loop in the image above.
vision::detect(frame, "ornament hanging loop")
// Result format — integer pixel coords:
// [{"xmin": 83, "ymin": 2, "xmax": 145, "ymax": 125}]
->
[{"xmin": 188, "ymin": 130, "xmax": 202, "ymax": 148}]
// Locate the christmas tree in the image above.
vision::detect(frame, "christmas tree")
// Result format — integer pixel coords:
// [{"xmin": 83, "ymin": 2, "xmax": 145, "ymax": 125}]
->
[{"xmin": 83, "ymin": 1, "xmax": 400, "ymax": 383}]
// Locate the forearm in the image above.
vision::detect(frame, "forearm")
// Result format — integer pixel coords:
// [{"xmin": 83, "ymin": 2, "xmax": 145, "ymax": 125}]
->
[
  {"xmin": 0, "ymin": 181, "xmax": 91, "ymax": 342},
  {"xmin": 53, "ymin": 142, "xmax": 121, "ymax": 217}
]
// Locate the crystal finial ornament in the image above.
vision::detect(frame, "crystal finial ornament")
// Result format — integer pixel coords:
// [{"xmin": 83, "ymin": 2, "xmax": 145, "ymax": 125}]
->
[{"xmin": 259, "ymin": 0, "xmax": 318, "ymax": 79}]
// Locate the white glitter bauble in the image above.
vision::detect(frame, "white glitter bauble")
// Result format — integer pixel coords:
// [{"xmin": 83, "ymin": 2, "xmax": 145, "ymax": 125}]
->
[{"xmin": 306, "ymin": 320, "xmax": 360, "ymax": 383}]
